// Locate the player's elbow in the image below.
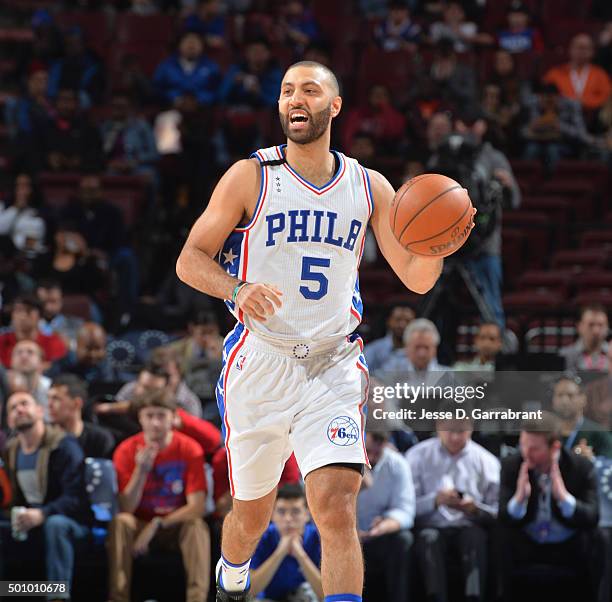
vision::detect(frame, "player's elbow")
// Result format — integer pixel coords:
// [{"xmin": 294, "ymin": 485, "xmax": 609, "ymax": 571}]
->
[
  {"xmin": 406, "ymin": 280, "xmax": 435, "ymax": 295},
  {"xmin": 175, "ymin": 252, "xmax": 188, "ymax": 285}
]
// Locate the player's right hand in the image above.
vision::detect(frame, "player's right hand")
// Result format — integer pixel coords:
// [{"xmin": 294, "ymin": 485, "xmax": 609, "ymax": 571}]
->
[{"xmin": 236, "ymin": 282, "xmax": 283, "ymax": 322}]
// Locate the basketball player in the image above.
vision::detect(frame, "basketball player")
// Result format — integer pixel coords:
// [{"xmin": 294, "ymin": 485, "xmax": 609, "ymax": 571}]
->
[{"xmin": 176, "ymin": 61, "xmax": 473, "ymax": 602}]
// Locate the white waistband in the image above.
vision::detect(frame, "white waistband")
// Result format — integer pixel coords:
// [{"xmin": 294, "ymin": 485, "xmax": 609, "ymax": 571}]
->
[{"xmin": 244, "ymin": 332, "xmax": 349, "ymax": 359}]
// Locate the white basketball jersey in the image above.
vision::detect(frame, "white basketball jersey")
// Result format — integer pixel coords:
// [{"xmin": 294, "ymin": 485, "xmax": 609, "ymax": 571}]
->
[{"xmin": 218, "ymin": 144, "xmax": 374, "ymax": 343}]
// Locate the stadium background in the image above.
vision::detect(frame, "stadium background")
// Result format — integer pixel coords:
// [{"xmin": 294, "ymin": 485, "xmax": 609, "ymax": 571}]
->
[{"xmin": 0, "ymin": 0, "xmax": 611, "ymax": 600}]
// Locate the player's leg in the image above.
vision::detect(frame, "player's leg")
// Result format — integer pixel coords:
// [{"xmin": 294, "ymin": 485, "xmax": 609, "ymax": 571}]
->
[
  {"xmin": 220, "ymin": 487, "xmax": 277, "ymax": 567},
  {"xmin": 304, "ymin": 465, "xmax": 363, "ymax": 599},
  {"xmin": 290, "ymin": 336, "xmax": 370, "ymax": 601},
  {"xmin": 216, "ymin": 329, "xmax": 297, "ymax": 598}
]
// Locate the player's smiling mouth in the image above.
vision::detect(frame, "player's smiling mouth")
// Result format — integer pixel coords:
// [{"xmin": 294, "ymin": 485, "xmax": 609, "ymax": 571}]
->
[{"xmin": 289, "ymin": 110, "xmax": 310, "ymax": 127}]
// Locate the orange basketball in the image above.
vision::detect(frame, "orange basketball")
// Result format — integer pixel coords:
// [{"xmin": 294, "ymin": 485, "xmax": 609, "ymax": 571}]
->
[{"xmin": 389, "ymin": 173, "xmax": 475, "ymax": 258}]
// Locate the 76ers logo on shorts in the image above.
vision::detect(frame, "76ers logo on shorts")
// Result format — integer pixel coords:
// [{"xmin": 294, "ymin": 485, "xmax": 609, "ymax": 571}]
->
[{"xmin": 327, "ymin": 416, "xmax": 359, "ymax": 446}]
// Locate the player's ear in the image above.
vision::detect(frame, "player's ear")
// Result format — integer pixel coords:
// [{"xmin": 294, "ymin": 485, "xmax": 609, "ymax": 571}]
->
[{"xmin": 330, "ymin": 95, "xmax": 342, "ymax": 118}]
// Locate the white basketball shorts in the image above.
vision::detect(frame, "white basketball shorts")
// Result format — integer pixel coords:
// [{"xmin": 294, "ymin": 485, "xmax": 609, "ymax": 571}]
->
[{"xmin": 215, "ymin": 323, "xmax": 370, "ymax": 500}]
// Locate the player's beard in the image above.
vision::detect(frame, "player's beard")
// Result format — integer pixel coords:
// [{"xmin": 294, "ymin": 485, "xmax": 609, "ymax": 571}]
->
[{"xmin": 280, "ymin": 104, "xmax": 332, "ymax": 145}]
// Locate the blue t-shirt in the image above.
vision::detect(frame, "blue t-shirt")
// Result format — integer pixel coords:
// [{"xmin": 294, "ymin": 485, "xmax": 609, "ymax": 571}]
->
[{"xmin": 251, "ymin": 523, "xmax": 321, "ymax": 601}]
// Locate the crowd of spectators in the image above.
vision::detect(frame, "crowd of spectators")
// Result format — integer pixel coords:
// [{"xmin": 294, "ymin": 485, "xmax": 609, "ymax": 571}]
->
[
  {"xmin": 0, "ymin": 292, "xmax": 608, "ymax": 600},
  {"xmin": 0, "ymin": 0, "xmax": 611, "ymax": 601}
]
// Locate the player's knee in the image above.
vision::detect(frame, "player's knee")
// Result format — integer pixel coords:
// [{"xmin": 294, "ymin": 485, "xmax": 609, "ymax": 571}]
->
[
  {"xmin": 311, "ymin": 492, "xmax": 356, "ymax": 535},
  {"xmin": 231, "ymin": 506, "xmax": 270, "ymax": 540}
]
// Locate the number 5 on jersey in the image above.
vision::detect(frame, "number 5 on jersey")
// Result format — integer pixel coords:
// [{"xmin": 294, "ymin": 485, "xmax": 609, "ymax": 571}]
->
[{"xmin": 300, "ymin": 256, "xmax": 330, "ymax": 300}]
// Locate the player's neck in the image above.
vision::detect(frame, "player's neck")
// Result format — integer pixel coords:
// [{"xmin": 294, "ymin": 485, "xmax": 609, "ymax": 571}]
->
[{"xmin": 285, "ymin": 136, "xmax": 335, "ymax": 188}]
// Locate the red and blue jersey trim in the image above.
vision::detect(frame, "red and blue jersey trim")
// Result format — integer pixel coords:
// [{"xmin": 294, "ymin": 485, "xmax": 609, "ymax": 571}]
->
[{"xmin": 216, "ymin": 322, "xmax": 249, "ymax": 497}]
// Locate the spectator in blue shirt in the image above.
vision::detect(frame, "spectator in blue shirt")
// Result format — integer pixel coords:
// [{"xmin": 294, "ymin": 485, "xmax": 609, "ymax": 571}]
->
[
  {"xmin": 47, "ymin": 26, "xmax": 104, "ymax": 105},
  {"xmin": 358, "ymin": 432, "xmax": 415, "ymax": 602},
  {"xmin": 219, "ymin": 39, "xmax": 282, "ymax": 160},
  {"xmin": 5, "ymin": 65, "xmax": 54, "ymax": 140},
  {"xmin": 250, "ymin": 484, "xmax": 323, "ymax": 601},
  {"xmin": 153, "ymin": 32, "xmax": 221, "ymax": 106},
  {"xmin": 220, "ymin": 40, "xmax": 282, "ymax": 109},
  {"xmin": 183, "ymin": 0, "xmax": 226, "ymax": 49},
  {"xmin": 374, "ymin": 1, "xmax": 421, "ymax": 52},
  {"xmin": 364, "ymin": 305, "xmax": 415, "ymax": 373},
  {"xmin": 277, "ymin": 1, "xmax": 320, "ymax": 54},
  {"xmin": 100, "ymin": 91, "xmax": 158, "ymax": 180}
]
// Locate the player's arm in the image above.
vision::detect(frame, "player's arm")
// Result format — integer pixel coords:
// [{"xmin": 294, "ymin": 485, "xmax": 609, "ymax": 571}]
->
[
  {"xmin": 175, "ymin": 159, "xmax": 282, "ymax": 321},
  {"xmin": 368, "ymin": 169, "xmax": 443, "ymax": 294}
]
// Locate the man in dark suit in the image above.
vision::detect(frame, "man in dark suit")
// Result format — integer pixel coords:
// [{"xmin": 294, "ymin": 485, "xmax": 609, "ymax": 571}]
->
[{"xmin": 498, "ymin": 412, "xmax": 606, "ymax": 602}]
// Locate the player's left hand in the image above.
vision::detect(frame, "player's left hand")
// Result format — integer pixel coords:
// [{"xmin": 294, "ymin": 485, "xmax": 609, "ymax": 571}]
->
[{"xmin": 133, "ymin": 519, "xmax": 160, "ymax": 557}]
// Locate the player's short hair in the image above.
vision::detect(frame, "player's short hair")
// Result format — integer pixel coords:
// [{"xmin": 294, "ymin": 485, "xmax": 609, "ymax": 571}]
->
[
  {"xmin": 133, "ymin": 387, "xmax": 177, "ymax": 414},
  {"xmin": 276, "ymin": 483, "xmax": 306, "ymax": 503},
  {"xmin": 403, "ymin": 318, "xmax": 440, "ymax": 346},
  {"xmin": 521, "ymin": 411, "xmax": 561, "ymax": 446},
  {"xmin": 284, "ymin": 61, "xmax": 340, "ymax": 96},
  {"xmin": 51, "ymin": 374, "xmax": 88, "ymax": 401}
]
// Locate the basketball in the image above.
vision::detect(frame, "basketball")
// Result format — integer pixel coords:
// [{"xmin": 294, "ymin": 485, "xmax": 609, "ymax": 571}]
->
[{"xmin": 389, "ymin": 174, "xmax": 475, "ymax": 257}]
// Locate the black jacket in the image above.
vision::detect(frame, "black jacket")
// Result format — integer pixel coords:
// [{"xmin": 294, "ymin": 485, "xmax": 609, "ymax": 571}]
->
[
  {"xmin": 4, "ymin": 425, "xmax": 92, "ymax": 525},
  {"xmin": 499, "ymin": 447, "xmax": 599, "ymax": 530}
]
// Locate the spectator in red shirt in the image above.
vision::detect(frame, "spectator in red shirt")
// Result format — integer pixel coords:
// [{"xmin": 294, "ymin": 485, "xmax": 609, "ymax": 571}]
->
[
  {"xmin": 0, "ymin": 294, "xmax": 67, "ymax": 368},
  {"xmin": 108, "ymin": 389, "xmax": 210, "ymax": 602},
  {"xmin": 342, "ymin": 84, "xmax": 406, "ymax": 154}
]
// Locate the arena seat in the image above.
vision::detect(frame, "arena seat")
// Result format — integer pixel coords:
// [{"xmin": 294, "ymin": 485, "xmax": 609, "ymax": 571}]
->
[
  {"xmin": 502, "ymin": 290, "xmax": 564, "ymax": 310},
  {"xmin": 574, "ymin": 271, "xmax": 612, "ymax": 293},
  {"xmin": 573, "ymin": 290, "xmax": 612, "ymax": 310},
  {"xmin": 520, "ymin": 197, "xmax": 572, "ymax": 247},
  {"xmin": 517, "ymin": 270, "xmax": 573, "ymax": 297},
  {"xmin": 56, "ymin": 12, "xmax": 111, "ymax": 58},
  {"xmin": 502, "ymin": 211, "xmax": 550, "ymax": 269},
  {"xmin": 501, "ymin": 228, "xmax": 526, "ymax": 284},
  {"xmin": 357, "ymin": 47, "xmax": 415, "ymax": 98},
  {"xmin": 62, "ymin": 294, "xmax": 94, "ymax": 321},
  {"xmin": 580, "ymin": 230, "xmax": 612, "ymax": 249},
  {"xmin": 109, "ymin": 42, "xmax": 172, "ymax": 78},
  {"xmin": 551, "ymin": 248, "xmax": 607, "ymax": 272},
  {"xmin": 41, "ymin": 173, "xmax": 148, "ymax": 228},
  {"xmin": 525, "ymin": 319, "xmax": 576, "ymax": 353},
  {"xmin": 115, "ymin": 13, "xmax": 176, "ymax": 45},
  {"xmin": 509, "ymin": 160, "xmax": 543, "ymax": 195}
]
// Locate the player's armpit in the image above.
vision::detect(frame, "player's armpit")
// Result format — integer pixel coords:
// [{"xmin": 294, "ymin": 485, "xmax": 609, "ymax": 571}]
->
[
  {"xmin": 176, "ymin": 159, "xmax": 261, "ymax": 299},
  {"xmin": 368, "ymin": 169, "xmax": 442, "ymax": 295}
]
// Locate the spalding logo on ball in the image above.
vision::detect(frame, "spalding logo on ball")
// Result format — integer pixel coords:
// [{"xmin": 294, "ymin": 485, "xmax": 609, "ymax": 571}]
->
[
  {"xmin": 390, "ymin": 173, "xmax": 476, "ymax": 257},
  {"xmin": 327, "ymin": 416, "xmax": 359, "ymax": 446}
]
